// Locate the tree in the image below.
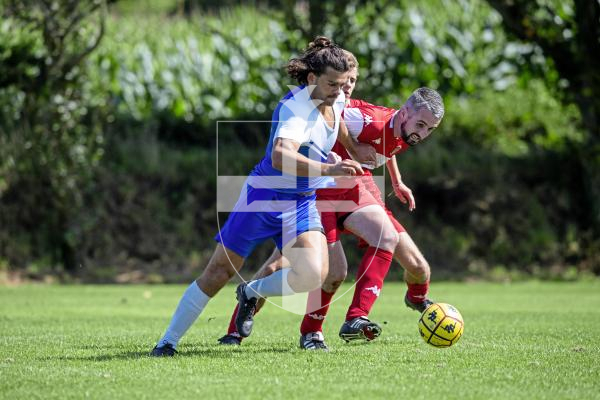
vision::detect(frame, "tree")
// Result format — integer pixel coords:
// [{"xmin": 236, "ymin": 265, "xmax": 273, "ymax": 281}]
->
[
  {"xmin": 0, "ymin": 1, "xmax": 107, "ymax": 271},
  {"xmin": 485, "ymin": 0, "xmax": 600, "ymax": 232}
]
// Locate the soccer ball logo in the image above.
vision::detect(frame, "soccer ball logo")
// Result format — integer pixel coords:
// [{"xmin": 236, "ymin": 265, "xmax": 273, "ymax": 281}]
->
[{"xmin": 418, "ymin": 303, "xmax": 464, "ymax": 348}]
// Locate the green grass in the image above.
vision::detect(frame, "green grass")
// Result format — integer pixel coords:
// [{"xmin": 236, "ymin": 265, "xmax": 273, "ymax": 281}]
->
[{"xmin": 1, "ymin": 281, "xmax": 599, "ymax": 399}]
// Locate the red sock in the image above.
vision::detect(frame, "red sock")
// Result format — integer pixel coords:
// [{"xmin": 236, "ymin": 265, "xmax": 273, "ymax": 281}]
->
[
  {"xmin": 300, "ymin": 288, "xmax": 335, "ymax": 335},
  {"xmin": 226, "ymin": 304, "xmax": 241, "ymax": 337},
  {"xmin": 346, "ymin": 247, "xmax": 393, "ymax": 321},
  {"xmin": 406, "ymin": 281, "xmax": 429, "ymax": 303}
]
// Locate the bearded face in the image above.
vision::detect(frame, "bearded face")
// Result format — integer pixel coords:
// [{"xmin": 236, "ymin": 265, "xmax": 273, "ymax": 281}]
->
[{"xmin": 400, "ymin": 107, "xmax": 440, "ymax": 146}]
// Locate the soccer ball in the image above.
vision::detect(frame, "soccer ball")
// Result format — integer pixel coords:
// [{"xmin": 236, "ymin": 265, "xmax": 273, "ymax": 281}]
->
[{"xmin": 418, "ymin": 302, "xmax": 464, "ymax": 348}]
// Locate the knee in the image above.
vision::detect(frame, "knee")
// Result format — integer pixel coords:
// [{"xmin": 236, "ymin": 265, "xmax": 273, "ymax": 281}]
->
[
  {"xmin": 295, "ymin": 261, "xmax": 327, "ymax": 292},
  {"xmin": 322, "ymin": 279, "xmax": 344, "ymax": 293},
  {"xmin": 297, "ymin": 274, "xmax": 322, "ymax": 292},
  {"xmin": 378, "ymin": 229, "xmax": 399, "ymax": 253},
  {"xmin": 206, "ymin": 257, "xmax": 238, "ymax": 283},
  {"xmin": 323, "ymin": 268, "xmax": 347, "ymax": 292},
  {"xmin": 197, "ymin": 256, "xmax": 239, "ymax": 296}
]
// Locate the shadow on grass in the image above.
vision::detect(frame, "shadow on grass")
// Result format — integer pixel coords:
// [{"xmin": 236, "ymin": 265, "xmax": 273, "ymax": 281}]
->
[{"xmin": 38, "ymin": 342, "xmax": 294, "ymax": 362}]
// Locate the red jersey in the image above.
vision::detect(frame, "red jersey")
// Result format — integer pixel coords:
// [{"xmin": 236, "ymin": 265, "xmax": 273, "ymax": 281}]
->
[{"xmin": 333, "ymin": 98, "xmax": 409, "ymax": 168}]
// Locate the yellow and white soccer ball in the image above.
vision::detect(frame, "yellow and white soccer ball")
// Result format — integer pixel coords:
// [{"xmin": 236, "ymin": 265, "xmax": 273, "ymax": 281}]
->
[{"xmin": 418, "ymin": 302, "xmax": 464, "ymax": 348}]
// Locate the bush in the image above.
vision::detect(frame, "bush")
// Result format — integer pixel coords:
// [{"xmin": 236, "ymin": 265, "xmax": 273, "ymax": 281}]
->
[
  {"xmin": 1, "ymin": 2, "xmax": 596, "ymax": 280},
  {"xmin": 0, "ymin": 2, "xmax": 108, "ymax": 271}
]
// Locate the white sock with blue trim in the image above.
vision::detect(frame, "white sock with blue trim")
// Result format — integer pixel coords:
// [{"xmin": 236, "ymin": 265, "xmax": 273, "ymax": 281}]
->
[
  {"xmin": 245, "ymin": 268, "xmax": 296, "ymax": 298},
  {"xmin": 157, "ymin": 282, "xmax": 210, "ymax": 348}
]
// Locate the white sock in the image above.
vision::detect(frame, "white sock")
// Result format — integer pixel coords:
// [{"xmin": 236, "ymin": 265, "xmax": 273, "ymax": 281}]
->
[
  {"xmin": 245, "ymin": 268, "xmax": 296, "ymax": 298},
  {"xmin": 157, "ymin": 282, "xmax": 210, "ymax": 348}
]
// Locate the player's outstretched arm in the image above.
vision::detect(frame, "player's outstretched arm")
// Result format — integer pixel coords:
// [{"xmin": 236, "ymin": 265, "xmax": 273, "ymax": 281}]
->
[
  {"xmin": 272, "ymin": 138, "xmax": 363, "ymax": 177},
  {"xmin": 386, "ymin": 155, "xmax": 415, "ymax": 211}
]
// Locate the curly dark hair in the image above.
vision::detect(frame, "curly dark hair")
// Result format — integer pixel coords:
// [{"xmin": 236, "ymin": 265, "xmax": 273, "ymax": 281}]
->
[{"xmin": 286, "ymin": 36, "xmax": 350, "ymax": 85}]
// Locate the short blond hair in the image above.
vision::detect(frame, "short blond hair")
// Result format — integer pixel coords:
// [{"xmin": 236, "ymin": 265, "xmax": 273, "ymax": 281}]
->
[{"xmin": 343, "ymin": 49, "xmax": 359, "ymax": 74}]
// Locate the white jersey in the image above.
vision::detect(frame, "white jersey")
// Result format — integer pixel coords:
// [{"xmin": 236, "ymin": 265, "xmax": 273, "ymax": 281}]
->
[{"xmin": 252, "ymin": 85, "xmax": 346, "ymax": 193}]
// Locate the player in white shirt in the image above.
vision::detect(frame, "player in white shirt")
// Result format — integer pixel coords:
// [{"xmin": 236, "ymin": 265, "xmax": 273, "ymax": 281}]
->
[{"xmin": 151, "ymin": 37, "xmax": 373, "ymax": 356}]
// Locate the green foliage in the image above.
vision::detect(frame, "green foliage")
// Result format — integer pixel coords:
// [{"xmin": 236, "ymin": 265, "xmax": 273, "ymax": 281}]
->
[
  {"xmin": 443, "ymin": 80, "xmax": 584, "ymax": 155},
  {"xmin": 0, "ymin": 1, "xmax": 108, "ymax": 270},
  {"xmin": 0, "ymin": 1, "xmax": 597, "ymax": 277},
  {"xmin": 387, "ymin": 133, "xmax": 592, "ymax": 276},
  {"xmin": 89, "ymin": 7, "xmax": 289, "ymax": 129},
  {"xmin": 484, "ymin": 0, "xmax": 600, "ymax": 232}
]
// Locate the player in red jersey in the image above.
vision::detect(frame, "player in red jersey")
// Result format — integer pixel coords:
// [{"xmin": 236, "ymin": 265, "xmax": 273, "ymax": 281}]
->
[
  {"xmin": 218, "ymin": 53, "xmax": 444, "ymax": 350},
  {"xmin": 309, "ymin": 87, "xmax": 443, "ymax": 347}
]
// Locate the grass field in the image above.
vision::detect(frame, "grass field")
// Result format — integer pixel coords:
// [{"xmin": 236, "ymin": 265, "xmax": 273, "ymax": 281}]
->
[{"xmin": 1, "ymin": 281, "xmax": 599, "ymax": 399}]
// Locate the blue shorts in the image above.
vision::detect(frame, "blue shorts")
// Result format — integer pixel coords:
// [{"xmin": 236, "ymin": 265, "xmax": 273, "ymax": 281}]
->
[{"xmin": 215, "ymin": 185, "xmax": 324, "ymax": 258}]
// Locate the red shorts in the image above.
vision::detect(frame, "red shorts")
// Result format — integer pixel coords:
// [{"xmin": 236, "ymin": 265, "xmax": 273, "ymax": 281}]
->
[{"xmin": 316, "ymin": 172, "xmax": 405, "ymax": 245}]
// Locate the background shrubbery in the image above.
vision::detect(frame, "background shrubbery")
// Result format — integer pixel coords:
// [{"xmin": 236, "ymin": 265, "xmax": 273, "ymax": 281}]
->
[{"xmin": 1, "ymin": 0, "xmax": 598, "ymax": 282}]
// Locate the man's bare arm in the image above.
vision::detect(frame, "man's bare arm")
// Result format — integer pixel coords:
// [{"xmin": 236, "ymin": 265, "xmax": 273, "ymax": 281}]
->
[
  {"xmin": 272, "ymin": 138, "xmax": 363, "ymax": 177},
  {"xmin": 386, "ymin": 155, "xmax": 415, "ymax": 210}
]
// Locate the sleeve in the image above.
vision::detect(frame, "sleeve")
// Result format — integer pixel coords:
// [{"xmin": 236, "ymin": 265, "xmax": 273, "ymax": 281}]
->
[
  {"xmin": 273, "ymin": 101, "xmax": 310, "ymax": 144},
  {"xmin": 348, "ymin": 98, "xmax": 374, "ymax": 108},
  {"xmin": 343, "ymin": 107, "xmax": 364, "ymax": 138}
]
